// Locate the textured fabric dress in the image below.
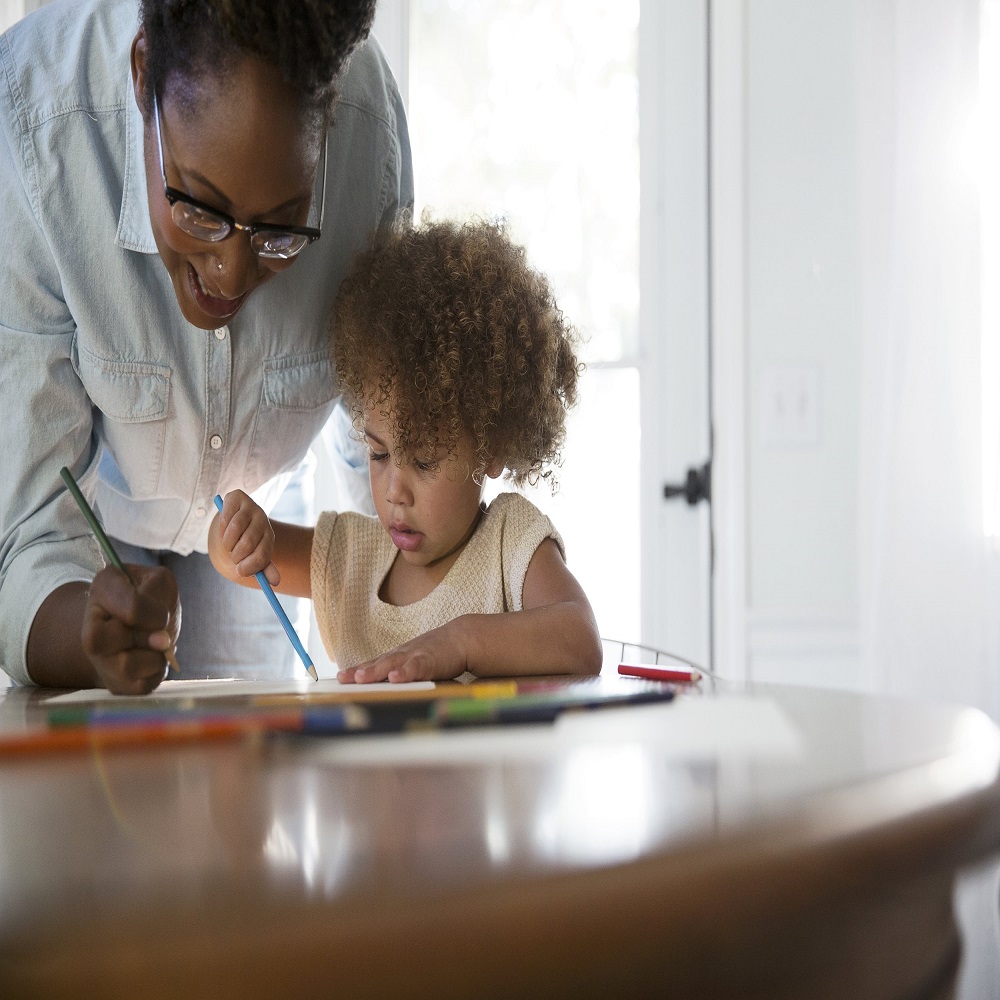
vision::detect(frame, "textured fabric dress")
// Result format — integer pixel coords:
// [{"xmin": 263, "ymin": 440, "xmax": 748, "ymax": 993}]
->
[{"xmin": 310, "ymin": 492, "xmax": 564, "ymax": 668}]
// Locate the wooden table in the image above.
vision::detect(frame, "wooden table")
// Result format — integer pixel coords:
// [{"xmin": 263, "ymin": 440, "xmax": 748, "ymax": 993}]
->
[{"xmin": 0, "ymin": 674, "xmax": 998, "ymax": 999}]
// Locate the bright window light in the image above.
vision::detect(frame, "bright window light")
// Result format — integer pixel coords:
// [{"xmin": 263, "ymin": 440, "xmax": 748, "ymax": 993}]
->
[{"xmin": 408, "ymin": 0, "xmax": 641, "ymax": 639}]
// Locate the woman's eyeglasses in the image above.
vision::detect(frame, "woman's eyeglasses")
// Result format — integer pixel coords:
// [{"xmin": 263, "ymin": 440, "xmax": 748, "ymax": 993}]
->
[{"xmin": 153, "ymin": 95, "xmax": 326, "ymax": 261}]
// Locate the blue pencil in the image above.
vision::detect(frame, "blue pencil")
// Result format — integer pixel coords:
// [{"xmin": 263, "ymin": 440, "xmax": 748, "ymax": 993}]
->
[
  {"xmin": 47, "ymin": 705, "xmax": 364, "ymax": 732},
  {"xmin": 214, "ymin": 494, "xmax": 317, "ymax": 681}
]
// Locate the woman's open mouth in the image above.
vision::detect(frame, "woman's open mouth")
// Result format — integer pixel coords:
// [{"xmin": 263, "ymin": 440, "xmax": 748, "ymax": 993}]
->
[{"xmin": 188, "ymin": 264, "xmax": 248, "ymax": 320}]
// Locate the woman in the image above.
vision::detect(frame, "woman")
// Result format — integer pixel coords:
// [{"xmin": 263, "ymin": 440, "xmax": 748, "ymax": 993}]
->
[{"xmin": 0, "ymin": 0, "xmax": 412, "ymax": 693}]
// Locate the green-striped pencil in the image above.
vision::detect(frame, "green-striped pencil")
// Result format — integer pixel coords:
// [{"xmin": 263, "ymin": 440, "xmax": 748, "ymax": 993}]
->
[{"xmin": 59, "ymin": 466, "xmax": 181, "ymax": 675}]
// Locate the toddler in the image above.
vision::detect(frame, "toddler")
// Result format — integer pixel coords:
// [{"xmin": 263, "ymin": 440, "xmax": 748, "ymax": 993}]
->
[{"xmin": 209, "ymin": 217, "xmax": 602, "ymax": 682}]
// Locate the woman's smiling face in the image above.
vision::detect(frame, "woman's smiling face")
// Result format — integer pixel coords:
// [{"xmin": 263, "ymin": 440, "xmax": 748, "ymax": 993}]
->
[{"xmin": 131, "ymin": 32, "xmax": 324, "ymax": 329}]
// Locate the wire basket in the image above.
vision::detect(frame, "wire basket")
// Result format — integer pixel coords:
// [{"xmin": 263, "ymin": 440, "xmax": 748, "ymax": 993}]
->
[{"xmin": 600, "ymin": 638, "xmax": 711, "ymax": 677}]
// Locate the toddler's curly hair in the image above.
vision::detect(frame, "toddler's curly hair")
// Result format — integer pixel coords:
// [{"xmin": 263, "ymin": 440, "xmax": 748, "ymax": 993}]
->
[{"xmin": 332, "ymin": 217, "xmax": 581, "ymax": 489}]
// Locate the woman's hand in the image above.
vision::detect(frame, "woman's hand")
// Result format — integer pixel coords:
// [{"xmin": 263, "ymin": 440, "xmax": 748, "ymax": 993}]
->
[
  {"xmin": 81, "ymin": 564, "xmax": 180, "ymax": 695},
  {"xmin": 338, "ymin": 621, "xmax": 470, "ymax": 684},
  {"xmin": 210, "ymin": 489, "xmax": 279, "ymax": 586}
]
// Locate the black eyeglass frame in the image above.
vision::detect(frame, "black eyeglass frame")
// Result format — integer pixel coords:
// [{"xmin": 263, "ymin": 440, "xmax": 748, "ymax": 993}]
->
[{"xmin": 152, "ymin": 94, "xmax": 327, "ymax": 260}]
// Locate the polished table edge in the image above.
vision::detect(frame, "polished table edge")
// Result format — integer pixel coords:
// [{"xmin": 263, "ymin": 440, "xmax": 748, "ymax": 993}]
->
[
  {"xmin": 3, "ymin": 680, "xmax": 1000, "ymax": 999},
  {"xmin": 3, "ymin": 761, "xmax": 998, "ymax": 999}
]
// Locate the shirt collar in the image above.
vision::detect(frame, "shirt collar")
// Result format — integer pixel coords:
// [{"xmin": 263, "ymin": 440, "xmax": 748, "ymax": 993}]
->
[{"xmin": 115, "ymin": 68, "xmax": 158, "ymax": 254}]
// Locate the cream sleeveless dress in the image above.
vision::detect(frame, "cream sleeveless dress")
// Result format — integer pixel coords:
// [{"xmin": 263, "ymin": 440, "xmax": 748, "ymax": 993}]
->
[{"xmin": 310, "ymin": 491, "xmax": 564, "ymax": 668}]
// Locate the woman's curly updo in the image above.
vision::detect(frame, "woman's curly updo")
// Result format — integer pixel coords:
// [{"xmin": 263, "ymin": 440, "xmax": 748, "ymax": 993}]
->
[
  {"xmin": 139, "ymin": 0, "xmax": 376, "ymax": 121},
  {"xmin": 332, "ymin": 217, "xmax": 582, "ymax": 490}
]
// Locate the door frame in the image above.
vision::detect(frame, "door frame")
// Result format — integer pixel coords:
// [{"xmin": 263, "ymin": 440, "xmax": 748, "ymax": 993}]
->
[
  {"xmin": 639, "ymin": 0, "xmax": 746, "ymax": 679},
  {"xmin": 708, "ymin": 0, "xmax": 748, "ymax": 681}
]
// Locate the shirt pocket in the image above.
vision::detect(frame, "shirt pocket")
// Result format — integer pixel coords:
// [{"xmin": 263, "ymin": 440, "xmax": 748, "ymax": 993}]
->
[
  {"xmin": 245, "ymin": 351, "xmax": 338, "ymax": 489},
  {"xmin": 77, "ymin": 346, "xmax": 171, "ymax": 499}
]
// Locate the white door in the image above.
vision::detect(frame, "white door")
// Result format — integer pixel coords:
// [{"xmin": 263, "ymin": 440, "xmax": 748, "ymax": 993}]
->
[
  {"xmin": 372, "ymin": 0, "xmax": 717, "ymax": 669},
  {"xmin": 640, "ymin": 1, "xmax": 713, "ymax": 669}
]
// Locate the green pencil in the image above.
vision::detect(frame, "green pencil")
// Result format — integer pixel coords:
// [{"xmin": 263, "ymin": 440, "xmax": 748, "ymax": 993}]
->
[{"xmin": 59, "ymin": 467, "xmax": 181, "ymax": 675}]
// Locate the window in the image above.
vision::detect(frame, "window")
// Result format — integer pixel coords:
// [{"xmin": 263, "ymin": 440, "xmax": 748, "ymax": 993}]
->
[{"xmin": 408, "ymin": 0, "xmax": 641, "ymax": 639}]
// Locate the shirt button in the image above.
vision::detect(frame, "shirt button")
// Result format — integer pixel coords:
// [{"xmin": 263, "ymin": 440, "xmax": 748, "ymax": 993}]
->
[
  {"xmin": 214, "ymin": 327, "xmax": 227, "ymax": 340},
  {"xmin": 195, "ymin": 507, "xmax": 206, "ymax": 518},
  {"xmin": 210, "ymin": 434, "xmax": 223, "ymax": 450}
]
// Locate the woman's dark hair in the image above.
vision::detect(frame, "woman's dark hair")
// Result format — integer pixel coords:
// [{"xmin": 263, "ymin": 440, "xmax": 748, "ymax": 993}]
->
[{"xmin": 139, "ymin": 0, "xmax": 376, "ymax": 120}]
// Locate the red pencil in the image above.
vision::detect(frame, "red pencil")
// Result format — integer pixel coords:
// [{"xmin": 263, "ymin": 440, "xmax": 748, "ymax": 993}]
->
[{"xmin": 618, "ymin": 663, "xmax": 702, "ymax": 683}]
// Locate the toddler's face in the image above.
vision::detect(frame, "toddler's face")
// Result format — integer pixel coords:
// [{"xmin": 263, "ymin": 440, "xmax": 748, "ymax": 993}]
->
[{"xmin": 364, "ymin": 407, "xmax": 494, "ymax": 570}]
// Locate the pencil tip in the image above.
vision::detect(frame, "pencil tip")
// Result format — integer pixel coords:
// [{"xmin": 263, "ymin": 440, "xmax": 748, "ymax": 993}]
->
[{"xmin": 307, "ymin": 664, "xmax": 318, "ymax": 682}]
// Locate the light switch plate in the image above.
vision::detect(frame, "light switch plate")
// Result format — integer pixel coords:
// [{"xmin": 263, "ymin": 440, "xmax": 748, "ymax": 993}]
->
[{"xmin": 760, "ymin": 363, "xmax": 821, "ymax": 447}]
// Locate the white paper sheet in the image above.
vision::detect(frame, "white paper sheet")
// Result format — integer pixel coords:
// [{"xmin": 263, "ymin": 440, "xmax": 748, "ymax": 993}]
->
[
  {"xmin": 44, "ymin": 677, "xmax": 436, "ymax": 705},
  {"xmin": 311, "ymin": 695, "xmax": 803, "ymax": 766}
]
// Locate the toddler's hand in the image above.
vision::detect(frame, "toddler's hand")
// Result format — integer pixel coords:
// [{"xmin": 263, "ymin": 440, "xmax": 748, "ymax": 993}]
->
[
  {"xmin": 214, "ymin": 490, "xmax": 279, "ymax": 586},
  {"xmin": 338, "ymin": 622, "xmax": 467, "ymax": 684}
]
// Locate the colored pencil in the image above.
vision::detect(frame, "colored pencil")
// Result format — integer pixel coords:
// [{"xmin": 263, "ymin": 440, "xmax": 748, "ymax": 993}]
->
[
  {"xmin": 1, "ymin": 715, "xmax": 287, "ymax": 759},
  {"xmin": 433, "ymin": 685, "xmax": 676, "ymax": 727},
  {"xmin": 60, "ymin": 466, "xmax": 181, "ymax": 675},
  {"xmin": 214, "ymin": 495, "xmax": 317, "ymax": 682},
  {"xmin": 45, "ymin": 705, "xmax": 364, "ymax": 730},
  {"xmin": 249, "ymin": 680, "xmax": 519, "ymax": 708},
  {"xmin": 9, "ymin": 681, "xmax": 681, "ymax": 759},
  {"xmin": 0, "ymin": 705, "xmax": 370, "ymax": 758},
  {"xmin": 618, "ymin": 663, "xmax": 702, "ymax": 683}
]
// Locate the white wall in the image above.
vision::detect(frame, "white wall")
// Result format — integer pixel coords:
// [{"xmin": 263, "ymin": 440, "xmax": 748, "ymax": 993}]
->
[
  {"xmin": 2, "ymin": 0, "xmax": 47, "ymax": 28},
  {"xmin": 742, "ymin": 0, "xmax": 863, "ymax": 687},
  {"xmin": 0, "ymin": 1, "xmax": 23, "ymax": 33}
]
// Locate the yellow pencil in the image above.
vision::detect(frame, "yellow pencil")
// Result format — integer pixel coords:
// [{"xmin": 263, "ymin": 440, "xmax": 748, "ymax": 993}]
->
[{"xmin": 249, "ymin": 680, "xmax": 520, "ymax": 708}]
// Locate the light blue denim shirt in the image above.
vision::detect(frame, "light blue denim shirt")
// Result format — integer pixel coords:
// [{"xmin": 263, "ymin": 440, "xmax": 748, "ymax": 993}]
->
[{"xmin": 0, "ymin": 0, "xmax": 413, "ymax": 684}]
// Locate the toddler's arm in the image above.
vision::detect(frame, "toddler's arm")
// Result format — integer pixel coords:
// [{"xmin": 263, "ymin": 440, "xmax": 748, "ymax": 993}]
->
[
  {"xmin": 208, "ymin": 490, "xmax": 315, "ymax": 597},
  {"xmin": 339, "ymin": 539, "xmax": 603, "ymax": 682}
]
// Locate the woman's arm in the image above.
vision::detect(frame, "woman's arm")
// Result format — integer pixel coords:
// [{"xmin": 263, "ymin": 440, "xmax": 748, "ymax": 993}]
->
[
  {"xmin": 0, "ymin": 48, "xmax": 168, "ymax": 690},
  {"xmin": 340, "ymin": 539, "xmax": 603, "ymax": 683}
]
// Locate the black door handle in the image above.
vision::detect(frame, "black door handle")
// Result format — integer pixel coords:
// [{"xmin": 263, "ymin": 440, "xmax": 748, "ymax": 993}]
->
[{"xmin": 663, "ymin": 462, "xmax": 711, "ymax": 505}]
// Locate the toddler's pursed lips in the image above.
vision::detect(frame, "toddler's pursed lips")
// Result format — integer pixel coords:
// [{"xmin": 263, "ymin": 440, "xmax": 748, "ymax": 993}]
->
[{"xmin": 389, "ymin": 522, "xmax": 423, "ymax": 552}]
